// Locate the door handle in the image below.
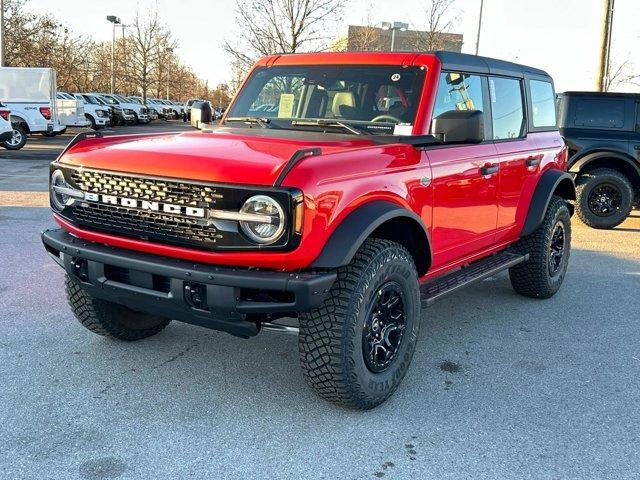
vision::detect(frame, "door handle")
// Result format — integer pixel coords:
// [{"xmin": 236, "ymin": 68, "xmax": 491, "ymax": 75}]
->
[
  {"xmin": 525, "ymin": 156, "xmax": 542, "ymax": 167},
  {"xmin": 480, "ymin": 164, "xmax": 499, "ymax": 176}
]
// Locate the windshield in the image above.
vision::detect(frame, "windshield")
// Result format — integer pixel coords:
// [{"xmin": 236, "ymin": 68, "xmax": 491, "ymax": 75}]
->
[
  {"xmin": 226, "ymin": 65, "xmax": 425, "ymax": 135},
  {"xmin": 113, "ymin": 94, "xmax": 130, "ymax": 103},
  {"xmin": 99, "ymin": 95, "xmax": 119, "ymax": 105}
]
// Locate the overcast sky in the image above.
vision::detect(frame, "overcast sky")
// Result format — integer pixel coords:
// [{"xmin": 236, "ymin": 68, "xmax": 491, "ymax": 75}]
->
[{"xmin": 27, "ymin": 0, "xmax": 640, "ymax": 93}]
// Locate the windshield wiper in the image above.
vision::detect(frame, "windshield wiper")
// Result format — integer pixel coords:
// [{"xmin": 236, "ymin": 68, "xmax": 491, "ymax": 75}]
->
[
  {"xmin": 290, "ymin": 119, "xmax": 369, "ymax": 135},
  {"xmin": 225, "ymin": 116, "xmax": 271, "ymax": 128}
]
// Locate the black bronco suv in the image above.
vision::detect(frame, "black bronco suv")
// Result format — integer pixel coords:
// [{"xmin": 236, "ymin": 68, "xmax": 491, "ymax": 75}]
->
[{"xmin": 558, "ymin": 91, "xmax": 640, "ymax": 229}]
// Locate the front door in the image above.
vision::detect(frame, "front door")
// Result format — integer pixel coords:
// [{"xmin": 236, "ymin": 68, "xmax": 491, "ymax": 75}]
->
[{"xmin": 427, "ymin": 71, "xmax": 499, "ymax": 268}]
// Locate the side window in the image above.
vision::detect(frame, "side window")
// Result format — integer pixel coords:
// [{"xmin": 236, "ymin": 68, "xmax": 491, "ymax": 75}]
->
[
  {"xmin": 529, "ymin": 80, "xmax": 557, "ymax": 128},
  {"xmin": 489, "ymin": 77, "xmax": 524, "ymax": 140},
  {"xmin": 573, "ymin": 98, "xmax": 625, "ymax": 129},
  {"xmin": 432, "ymin": 72, "xmax": 484, "ymax": 119}
]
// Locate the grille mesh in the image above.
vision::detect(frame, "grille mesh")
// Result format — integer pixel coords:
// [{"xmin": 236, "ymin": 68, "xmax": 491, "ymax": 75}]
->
[{"xmin": 69, "ymin": 170, "xmax": 226, "ymax": 249}]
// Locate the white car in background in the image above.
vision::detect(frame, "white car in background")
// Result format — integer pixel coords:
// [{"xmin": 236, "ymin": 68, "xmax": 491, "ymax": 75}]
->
[
  {"xmin": 0, "ymin": 102, "xmax": 26, "ymax": 150},
  {"xmin": 128, "ymin": 96, "xmax": 159, "ymax": 121},
  {"xmin": 91, "ymin": 93, "xmax": 149, "ymax": 124},
  {"xmin": 0, "ymin": 67, "xmax": 67, "ymax": 137},
  {"xmin": 54, "ymin": 92, "xmax": 91, "ymax": 129},
  {"xmin": 70, "ymin": 93, "xmax": 111, "ymax": 129}
]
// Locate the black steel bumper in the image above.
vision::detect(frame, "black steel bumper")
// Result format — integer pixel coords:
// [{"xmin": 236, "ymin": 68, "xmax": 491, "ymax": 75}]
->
[{"xmin": 41, "ymin": 228, "xmax": 336, "ymax": 337}]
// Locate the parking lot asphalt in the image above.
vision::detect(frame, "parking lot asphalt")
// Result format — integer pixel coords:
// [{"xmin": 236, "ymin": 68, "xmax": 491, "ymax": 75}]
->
[{"xmin": 1, "ymin": 126, "xmax": 639, "ymax": 479}]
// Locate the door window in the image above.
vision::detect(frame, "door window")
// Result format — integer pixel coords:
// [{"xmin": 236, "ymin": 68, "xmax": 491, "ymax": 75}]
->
[
  {"xmin": 432, "ymin": 72, "xmax": 484, "ymax": 119},
  {"xmin": 489, "ymin": 77, "xmax": 524, "ymax": 140}
]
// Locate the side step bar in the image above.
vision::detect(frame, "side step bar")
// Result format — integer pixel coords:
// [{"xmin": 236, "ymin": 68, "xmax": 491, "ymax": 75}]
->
[{"xmin": 420, "ymin": 251, "xmax": 529, "ymax": 308}]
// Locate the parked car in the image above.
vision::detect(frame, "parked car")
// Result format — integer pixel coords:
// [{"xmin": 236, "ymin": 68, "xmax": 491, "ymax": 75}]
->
[
  {"xmin": 183, "ymin": 98, "xmax": 203, "ymax": 121},
  {"xmin": 128, "ymin": 96, "xmax": 160, "ymax": 120},
  {"xmin": 72, "ymin": 93, "xmax": 111, "ymax": 129},
  {"xmin": 0, "ymin": 67, "xmax": 67, "ymax": 137},
  {"xmin": 42, "ymin": 52, "xmax": 574, "ymax": 409},
  {"xmin": 558, "ymin": 91, "xmax": 640, "ymax": 228},
  {"xmin": 0, "ymin": 102, "xmax": 26, "ymax": 150},
  {"xmin": 90, "ymin": 93, "xmax": 135, "ymax": 125},
  {"xmin": 55, "ymin": 92, "xmax": 91, "ymax": 129},
  {"xmin": 91, "ymin": 93, "xmax": 149, "ymax": 124}
]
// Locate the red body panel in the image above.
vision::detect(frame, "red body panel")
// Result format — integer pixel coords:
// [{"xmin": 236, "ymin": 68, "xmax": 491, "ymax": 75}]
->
[{"xmin": 54, "ymin": 52, "xmax": 566, "ymax": 282}]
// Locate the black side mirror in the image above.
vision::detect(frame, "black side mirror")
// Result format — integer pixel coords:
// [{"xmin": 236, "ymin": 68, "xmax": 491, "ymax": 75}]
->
[{"xmin": 431, "ymin": 110, "xmax": 484, "ymax": 143}]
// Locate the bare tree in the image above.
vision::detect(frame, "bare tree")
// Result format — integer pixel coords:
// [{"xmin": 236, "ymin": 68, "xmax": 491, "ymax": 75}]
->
[
  {"xmin": 605, "ymin": 57, "xmax": 640, "ymax": 92},
  {"xmin": 224, "ymin": 0, "xmax": 346, "ymax": 77},
  {"xmin": 128, "ymin": 9, "xmax": 176, "ymax": 102},
  {"xmin": 421, "ymin": 0, "xmax": 458, "ymax": 51}
]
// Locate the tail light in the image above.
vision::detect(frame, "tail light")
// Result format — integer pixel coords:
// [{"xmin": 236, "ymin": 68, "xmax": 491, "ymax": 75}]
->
[
  {"xmin": 0, "ymin": 109, "xmax": 10, "ymax": 121},
  {"xmin": 39, "ymin": 106, "xmax": 52, "ymax": 120}
]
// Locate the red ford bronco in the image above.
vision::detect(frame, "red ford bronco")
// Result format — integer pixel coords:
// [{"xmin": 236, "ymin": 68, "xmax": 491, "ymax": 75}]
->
[{"xmin": 42, "ymin": 52, "xmax": 575, "ymax": 409}]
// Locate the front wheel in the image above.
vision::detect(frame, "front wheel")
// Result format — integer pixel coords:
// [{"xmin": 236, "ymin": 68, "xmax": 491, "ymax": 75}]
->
[
  {"xmin": 85, "ymin": 114, "xmax": 97, "ymax": 130},
  {"xmin": 66, "ymin": 275, "xmax": 171, "ymax": 341},
  {"xmin": 509, "ymin": 196, "xmax": 571, "ymax": 299},
  {"xmin": 3, "ymin": 124, "xmax": 27, "ymax": 150},
  {"xmin": 299, "ymin": 238, "xmax": 421, "ymax": 410}
]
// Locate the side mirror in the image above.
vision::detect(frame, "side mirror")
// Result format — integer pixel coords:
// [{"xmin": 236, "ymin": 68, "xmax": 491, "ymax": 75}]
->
[{"xmin": 431, "ymin": 110, "xmax": 484, "ymax": 143}]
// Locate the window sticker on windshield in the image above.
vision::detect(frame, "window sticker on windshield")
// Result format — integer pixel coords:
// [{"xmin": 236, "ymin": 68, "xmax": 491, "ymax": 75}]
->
[
  {"xmin": 391, "ymin": 73, "xmax": 401, "ymax": 82},
  {"xmin": 277, "ymin": 93, "xmax": 295, "ymax": 118},
  {"xmin": 393, "ymin": 123, "xmax": 413, "ymax": 136}
]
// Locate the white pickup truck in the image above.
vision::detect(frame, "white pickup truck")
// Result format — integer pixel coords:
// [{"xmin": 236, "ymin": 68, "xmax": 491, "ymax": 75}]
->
[
  {"xmin": 66, "ymin": 93, "xmax": 111, "ymax": 129},
  {"xmin": 0, "ymin": 67, "xmax": 68, "ymax": 136}
]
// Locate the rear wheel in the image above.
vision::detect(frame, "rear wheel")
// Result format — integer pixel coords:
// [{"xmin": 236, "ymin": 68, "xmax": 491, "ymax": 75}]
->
[
  {"xmin": 575, "ymin": 168, "xmax": 633, "ymax": 229},
  {"xmin": 299, "ymin": 238, "xmax": 421, "ymax": 410},
  {"xmin": 66, "ymin": 275, "xmax": 171, "ymax": 341},
  {"xmin": 2, "ymin": 124, "xmax": 27, "ymax": 150},
  {"xmin": 509, "ymin": 196, "xmax": 571, "ymax": 299}
]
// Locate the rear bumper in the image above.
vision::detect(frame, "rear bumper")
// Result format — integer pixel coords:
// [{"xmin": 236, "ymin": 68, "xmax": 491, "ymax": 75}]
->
[{"xmin": 41, "ymin": 228, "xmax": 336, "ymax": 337}]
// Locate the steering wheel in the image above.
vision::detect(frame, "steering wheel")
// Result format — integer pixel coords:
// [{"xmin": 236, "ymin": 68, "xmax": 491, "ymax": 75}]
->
[{"xmin": 371, "ymin": 114, "xmax": 403, "ymax": 124}]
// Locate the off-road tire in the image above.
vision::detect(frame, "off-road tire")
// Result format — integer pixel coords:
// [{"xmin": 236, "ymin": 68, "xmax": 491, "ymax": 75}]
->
[
  {"xmin": 509, "ymin": 196, "xmax": 571, "ymax": 299},
  {"xmin": 575, "ymin": 168, "xmax": 633, "ymax": 229},
  {"xmin": 299, "ymin": 238, "xmax": 421, "ymax": 410},
  {"xmin": 65, "ymin": 275, "xmax": 171, "ymax": 341},
  {"xmin": 2, "ymin": 124, "xmax": 27, "ymax": 150}
]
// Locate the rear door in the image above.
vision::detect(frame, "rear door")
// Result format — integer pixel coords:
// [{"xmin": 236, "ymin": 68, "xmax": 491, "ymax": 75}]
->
[
  {"xmin": 633, "ymin": 101, "xmax": 640, "ymax": 161},
  {"xmin": 427, "ymin": 71, "xmax": 500, "ymax": 268}
]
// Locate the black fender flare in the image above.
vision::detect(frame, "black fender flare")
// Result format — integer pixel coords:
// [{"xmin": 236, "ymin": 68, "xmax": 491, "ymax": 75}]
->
[
  {"xmin": 311, "ymin": 200, "xmax": 432, "ymax": 273},
  {"xmin": 521, "ymin": 169, "xmax": 576, "ymax": 237},
  {"xmin": 569, "ymin": 150, "xmax": 640, "ymax": 177}
]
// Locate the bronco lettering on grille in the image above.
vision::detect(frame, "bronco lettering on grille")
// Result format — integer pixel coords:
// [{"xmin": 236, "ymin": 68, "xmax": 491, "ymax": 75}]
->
[{"xmin": 83, "ymin": 192, "xmax": 205, "ymax": 218}]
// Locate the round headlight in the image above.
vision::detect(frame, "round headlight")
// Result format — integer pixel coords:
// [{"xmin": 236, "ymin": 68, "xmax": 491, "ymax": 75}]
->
[
  {"xmin": 239, "ymin": 195, "xmax": 286, "ymax": 244},
  {"xmin": 50, "ymin": 169, "xmax": 74, "ymax": 211}
]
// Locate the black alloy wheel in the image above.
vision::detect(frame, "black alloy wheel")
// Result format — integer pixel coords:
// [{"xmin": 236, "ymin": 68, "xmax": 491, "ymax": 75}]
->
[
  {"xmin": 587, "ymin": 183, "xmax": 621, "ymax": 217},
  {"xmin": 548, "ymin": 221, "xmax": 566, "ymax": 277},
  {"xmin": 362, "ymin": 281, "xmax": 407, "ymax": 373}
]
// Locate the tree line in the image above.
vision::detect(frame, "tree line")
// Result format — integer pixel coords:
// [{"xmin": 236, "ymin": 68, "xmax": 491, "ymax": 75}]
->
[{"xmin": 3, "ymin": 0, "xmax": 231, "ymax": 104}]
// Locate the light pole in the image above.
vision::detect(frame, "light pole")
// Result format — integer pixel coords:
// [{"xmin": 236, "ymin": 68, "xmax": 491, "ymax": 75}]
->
[
  {"xmin": 106, "ymin": 15, "xmax": 121, "ymax": 94},
  {"xmin": 475, "ymin": 0, "xmax": 484, "ymax": 55},
  {"xmin": 381, "ymin": 21, "xmax": 409, "ymax": 52},
  {"xmin": 596, "ymin": 0, "xmax": 615, "ymax": 91}
]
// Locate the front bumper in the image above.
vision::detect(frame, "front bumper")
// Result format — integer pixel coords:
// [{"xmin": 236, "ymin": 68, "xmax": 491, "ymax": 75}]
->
[{"xmin": 41, "ymin": 228, "xmax": 336, "ymax": 337}]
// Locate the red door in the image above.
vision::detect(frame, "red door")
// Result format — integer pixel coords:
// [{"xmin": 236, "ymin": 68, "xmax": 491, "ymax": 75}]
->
[{"xmin": 427, "ymin": 143, "xmax": 500, "ymax": 269}]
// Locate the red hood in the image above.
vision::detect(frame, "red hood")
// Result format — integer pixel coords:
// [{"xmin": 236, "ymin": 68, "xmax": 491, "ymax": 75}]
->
[{"xmin": 59, "ymin": 130, "xmax": 377, "ymax": 186}]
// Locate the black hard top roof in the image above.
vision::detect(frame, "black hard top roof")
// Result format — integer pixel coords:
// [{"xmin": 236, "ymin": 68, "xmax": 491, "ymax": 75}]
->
[
  {"xmin": 559, "ymin": 91, "xmax": 640, "ymax": 99},
  {"xmin": 434, "ymin": 51, "xmax": 551, "ymax": 79}
]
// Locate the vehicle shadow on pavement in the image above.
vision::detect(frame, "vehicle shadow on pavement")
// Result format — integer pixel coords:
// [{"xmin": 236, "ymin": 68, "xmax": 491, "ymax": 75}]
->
[{"xmin": 2, "ymin": 207, "xmax": 640, "ymax": 479}]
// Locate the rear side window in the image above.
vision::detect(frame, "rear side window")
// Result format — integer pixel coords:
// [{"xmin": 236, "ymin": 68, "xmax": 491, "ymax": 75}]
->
[
  {"xmin": 489, "ymin": 77, "xmax": 524, "ymax": 140},
  {"xmin": 574, "ymin": 98, "xmax": 625, "ymax": 129},
  {"xmin": 530, "ymin": 80, "xmax": 557, "ymax": 128}
]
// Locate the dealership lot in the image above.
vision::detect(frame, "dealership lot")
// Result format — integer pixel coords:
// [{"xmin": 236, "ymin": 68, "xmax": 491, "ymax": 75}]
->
[{"xmin": 1, "ymin": 126, "xmax": 639, "ymax": 479}]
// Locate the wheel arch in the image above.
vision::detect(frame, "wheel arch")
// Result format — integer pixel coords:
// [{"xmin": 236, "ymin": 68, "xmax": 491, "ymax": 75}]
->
[
  {"xmin": 569, "ymin": 151, "xmax": 640, "ymax": 191},
  {"xmin": 521, "ymin": 169, "xmax": 576, "ymax": 237},
  {"xmin": 9, "ymin": 114, "xmax": 30, "ymax": 132},
  {"xmin": 310, "ymin": 200, "xmax": 432, "ymax": 276}
]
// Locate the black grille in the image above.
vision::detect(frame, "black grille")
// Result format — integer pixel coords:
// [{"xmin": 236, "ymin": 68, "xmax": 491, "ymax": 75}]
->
[{"xmin": 61, "ymin": 169, "xmax": 294, "ymax": 251}]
